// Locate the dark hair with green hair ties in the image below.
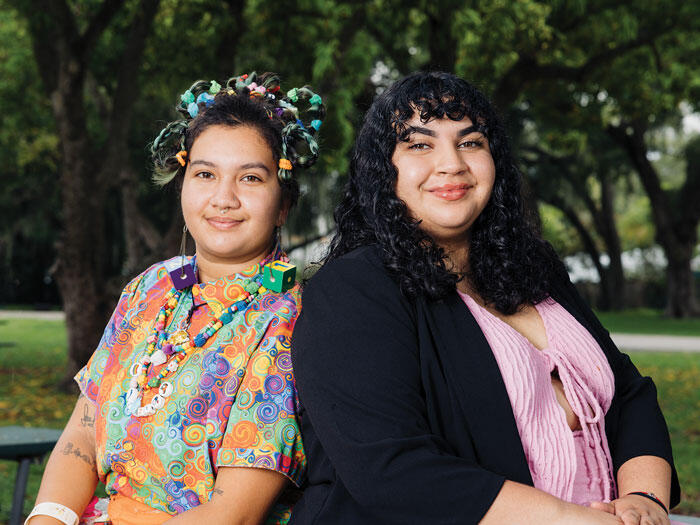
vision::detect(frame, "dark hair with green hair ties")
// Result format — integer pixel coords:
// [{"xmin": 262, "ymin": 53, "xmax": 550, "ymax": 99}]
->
[{"xmin": 150, "ymin": 72, "xmax": 325, "ymax": 207}]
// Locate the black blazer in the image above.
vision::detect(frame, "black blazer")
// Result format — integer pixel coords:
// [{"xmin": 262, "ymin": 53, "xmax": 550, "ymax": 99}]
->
[{"xmin": 290, "ymin": 245, "xmax": 680, "ymax": 524}]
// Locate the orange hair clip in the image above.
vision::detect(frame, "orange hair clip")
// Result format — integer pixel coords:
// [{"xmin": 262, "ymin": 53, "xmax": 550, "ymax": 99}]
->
[
  {"xmin": 175, "ymin": 150, "xmax": 188, "ymax": 167},
  {"xmin": 278, "ymin": 158, "xmax": 293, "ymax": 171}
]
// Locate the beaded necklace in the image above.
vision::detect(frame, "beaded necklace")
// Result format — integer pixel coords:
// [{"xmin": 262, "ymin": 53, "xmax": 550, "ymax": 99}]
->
[{"xmin": 125, "ymin": 271, "xmax": 268, "ymax": 418}]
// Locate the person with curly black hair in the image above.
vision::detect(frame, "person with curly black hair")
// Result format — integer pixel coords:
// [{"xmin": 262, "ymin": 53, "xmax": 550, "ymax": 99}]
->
[
  {"xmin": 27, "ymin": 72, "xmax": 324, "ymax": 525},
  {"xmin": 290, "ymin": 71, "xmax": 680, "ymax": 524}
]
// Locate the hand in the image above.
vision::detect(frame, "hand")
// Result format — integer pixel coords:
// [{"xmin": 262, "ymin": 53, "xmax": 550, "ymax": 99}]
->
[
  {"xmin": 556, "ymin": 501, "xmax": 624, "ymax": 524},
  {"xmin": 590, "ymin": 494, "xmax": 670, "ymax": 525}
]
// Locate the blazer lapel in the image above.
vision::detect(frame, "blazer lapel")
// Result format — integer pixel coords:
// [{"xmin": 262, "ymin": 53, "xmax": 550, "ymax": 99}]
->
[{"xmin": 421, "ymin": 292, "xmax": 533, "ymax": 486}]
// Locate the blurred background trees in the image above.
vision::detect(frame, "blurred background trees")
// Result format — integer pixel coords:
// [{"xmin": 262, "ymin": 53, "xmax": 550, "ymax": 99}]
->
[{"xmin": 1, "ymin": 0, "xmax": 699, "ymax": 383}]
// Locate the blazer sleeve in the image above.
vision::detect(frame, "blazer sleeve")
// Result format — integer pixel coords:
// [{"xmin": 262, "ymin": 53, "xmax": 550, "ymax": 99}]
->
[
  {"xmin": 551, "ymin": 265, "xmax": 680, "ymax": 507},
  {"xmin": 292, "ymin": 254, "xmax": 506, "ymax": 523}
]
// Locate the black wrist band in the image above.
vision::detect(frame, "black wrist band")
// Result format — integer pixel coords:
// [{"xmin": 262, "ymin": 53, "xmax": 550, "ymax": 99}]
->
[{"xmin": 627, "ymin": 491, "xmax": 669, "ymax": 514}]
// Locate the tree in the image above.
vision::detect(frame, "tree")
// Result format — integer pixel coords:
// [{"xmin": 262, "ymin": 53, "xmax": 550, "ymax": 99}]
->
[
  {"xmin": 608, "ymin": 120, "xmax": 700, "ymax": 316},
  {"xmin": 11, "ymin": 0, "xmax": 161, "ymax": 387}
]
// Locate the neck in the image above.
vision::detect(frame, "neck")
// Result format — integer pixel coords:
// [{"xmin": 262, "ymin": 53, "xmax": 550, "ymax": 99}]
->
[
  {"xmin": 195, "ymin": 245, "xmax": 274, "ymax": 283},
  {"xmin": 441, "ymin": 240, "xmax": 471, "ymax": 294},
  {"xmin": 442, "ymin": 241, "xmax": 469, "ymax": 275}
]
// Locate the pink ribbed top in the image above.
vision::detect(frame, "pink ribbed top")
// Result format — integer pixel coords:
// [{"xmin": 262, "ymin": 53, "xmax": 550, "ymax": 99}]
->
[{"xmin": 458, "ymin": 293, "xmax": 617, "ymax": 504}]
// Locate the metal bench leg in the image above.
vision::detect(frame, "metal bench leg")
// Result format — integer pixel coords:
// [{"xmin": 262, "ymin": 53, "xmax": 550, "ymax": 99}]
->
[{"xmin": 10, "ymin": 457, "xmax": 32, "ymax": 525}]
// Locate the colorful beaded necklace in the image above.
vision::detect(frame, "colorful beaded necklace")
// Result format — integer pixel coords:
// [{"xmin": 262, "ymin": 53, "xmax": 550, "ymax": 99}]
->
[{"xmin": 126, "ymin": 270, "xmax": 269, "ymax": 418}]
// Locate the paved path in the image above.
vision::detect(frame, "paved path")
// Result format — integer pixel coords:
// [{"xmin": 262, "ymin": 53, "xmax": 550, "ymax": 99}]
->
[
  {"xmin": 0, "ymin": 310, "xmax": 64, "ymax": 321},
  {"xmin": 672, "ymin": 515, "xmax": 700, "ymax": 524},
  {"xmin": 611, "ymin": 333, "xmax": 700, "ymax": 353}
]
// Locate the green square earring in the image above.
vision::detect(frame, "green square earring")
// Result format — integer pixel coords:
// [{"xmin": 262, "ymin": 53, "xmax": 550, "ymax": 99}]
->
[{"xmin": 263, "ymin": 260, "xmax": 296, "ymax": 292}]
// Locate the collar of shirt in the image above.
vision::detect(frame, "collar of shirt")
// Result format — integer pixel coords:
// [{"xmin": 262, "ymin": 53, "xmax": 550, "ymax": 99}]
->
[{"xmin": 166, "ymin": 248, "xmax": 285, "ymax": 316}]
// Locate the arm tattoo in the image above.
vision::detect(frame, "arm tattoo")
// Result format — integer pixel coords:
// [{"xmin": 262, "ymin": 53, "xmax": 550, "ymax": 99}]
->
[
  {"xmin": 80, "ymin": 402, "xmax": 95, "ymax": 428},
  {"xmin": 62, "ymin": 441, "xmax": 96, "ymax": 468},
  {"xmin": 211, "ymin": 488, "xmax": 225, "ymax": 498}
]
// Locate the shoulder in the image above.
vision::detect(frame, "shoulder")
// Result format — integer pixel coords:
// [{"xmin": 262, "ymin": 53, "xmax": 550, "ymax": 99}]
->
[
  {"xmin": 305, "ymin": 244, "xmax": 399, "ymax": 297},
  {"xmin": 257, "ymin": 282, "xmax": 302, "ymax": 325},
  {"xmin": 122, "ymin": 257, "xmax": 179, "ymax": 298},
  {"xmin": 300, "ymin": 244, "xmax": 414, "ymax": 327}
]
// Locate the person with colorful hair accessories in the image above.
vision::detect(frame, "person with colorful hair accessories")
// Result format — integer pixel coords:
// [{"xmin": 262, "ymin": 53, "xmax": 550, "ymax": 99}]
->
[
  {"xmin": 27, "ymin": 72, "xmax": 325, "ymax": 525},
  {"xmin": 290, "ymin": 71, "xmax": 680, "ymax": 524}
]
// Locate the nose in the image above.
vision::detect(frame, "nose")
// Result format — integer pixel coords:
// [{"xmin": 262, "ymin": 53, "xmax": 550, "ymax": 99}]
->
[
  {"xmin": 209, "ymin": 177, "xmax": 241, "ymax": 211},
  {"xmin": 436, "ymin": 143, "xmax": 467, "ymax": 175}
]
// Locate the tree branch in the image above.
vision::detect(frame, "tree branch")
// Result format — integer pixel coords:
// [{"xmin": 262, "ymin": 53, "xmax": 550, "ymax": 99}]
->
[
  {"xmin": 99, "ymin": 0, "xmax": 161, "ymax": 186},
  {"xmin": 79, "ymin": 0, "xmax": 125, "ymax": 63},
  {"xmin": 494, "ymin": 25, "xmax": 675, "ymax": 109},
  {"xmin": 15, "ymin": 0, "xmax": 77, "ymax": 91}
]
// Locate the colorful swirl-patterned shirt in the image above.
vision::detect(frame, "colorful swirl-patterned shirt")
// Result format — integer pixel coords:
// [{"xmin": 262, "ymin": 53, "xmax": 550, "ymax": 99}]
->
[{"xmin": 75, "ymin": 255, "xmax": 304, "ymax": 523}]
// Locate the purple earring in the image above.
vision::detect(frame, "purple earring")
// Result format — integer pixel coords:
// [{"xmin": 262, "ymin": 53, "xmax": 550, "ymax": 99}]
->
[{"xmin": 169, "ymin": 224, "xmax": 197, "ymax": 289}]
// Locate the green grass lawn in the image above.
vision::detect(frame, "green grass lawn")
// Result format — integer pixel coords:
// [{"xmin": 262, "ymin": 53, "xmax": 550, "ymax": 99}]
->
[
  {"xmin": 596, "ymin": 308, "xmax": 700, "ymax": 336},
  {"xmin": 1, "ymin": 317, "xmax": 699, "ymax": 521}
]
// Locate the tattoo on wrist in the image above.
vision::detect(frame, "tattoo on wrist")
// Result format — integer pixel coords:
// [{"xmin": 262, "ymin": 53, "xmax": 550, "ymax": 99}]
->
[{"xmin": 62, "ymin": 441, "xmax": 95, "ymax": 468}]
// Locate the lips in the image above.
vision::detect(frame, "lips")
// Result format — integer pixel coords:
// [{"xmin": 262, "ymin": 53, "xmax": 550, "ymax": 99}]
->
[
  {"xmin": 206, "ymin": 217, "xmax": 243, "ymax": 230},
  {"xmin": 427, "ymin": 183, "xmax": 471, "ymax": 201}
]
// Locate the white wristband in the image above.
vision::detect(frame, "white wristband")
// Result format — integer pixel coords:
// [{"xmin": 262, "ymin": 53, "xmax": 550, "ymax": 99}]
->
[{"xmin": 25, "ymin": 502, "xmax": 79, "ymax": 525}]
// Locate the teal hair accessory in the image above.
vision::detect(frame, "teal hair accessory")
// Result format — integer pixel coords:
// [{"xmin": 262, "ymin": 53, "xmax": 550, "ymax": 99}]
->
[
  {"xmin": 153, "ymin": 71, "xmax": 326, "ymax": 187},
  {"xmin": 196, "ymin": 92, "xmax": 215, "ymax": 107},
  {"xmin": 181, "ymin": 90, "xmax": 195, "ymax": 105}
]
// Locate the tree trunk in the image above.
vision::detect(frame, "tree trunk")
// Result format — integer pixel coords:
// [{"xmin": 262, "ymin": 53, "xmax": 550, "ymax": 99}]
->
[
  {"xmin": 665, "ymin": 244, "xmax": 699, "ymax": 317},
  {"xmin": 19, "ymin": 0, "xmax": 162, "ymax": 388},
  {"xmin": 551, "ymin": 198, "xmax": 612, "ymax": 310},
  {"xmin": 51, "ymin": 52, "xmax": 110, "ymax": 389},
  {"xmin": 608, "ymin": 123, "xmax": 699, "ymax": 317},
  {"xmin": 595, "ymin": 174, "xmax": 625, "ymax": 310}
]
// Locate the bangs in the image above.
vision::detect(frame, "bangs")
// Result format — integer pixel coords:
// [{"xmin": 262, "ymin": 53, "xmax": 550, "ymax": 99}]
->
[{"xmin": 388, "ymin": 73, "xmax": 490, "ymax": 142}]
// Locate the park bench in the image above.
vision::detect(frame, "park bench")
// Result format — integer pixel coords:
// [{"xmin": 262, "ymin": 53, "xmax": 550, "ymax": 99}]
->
[{"xmin": 0, "ymin": 426, "xmax": 62, "ymax": 525}]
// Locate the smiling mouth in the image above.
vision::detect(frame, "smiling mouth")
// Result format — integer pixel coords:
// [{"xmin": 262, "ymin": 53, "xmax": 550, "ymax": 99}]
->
[
  {"xmin": 206, "ymin": 217, "xmax": 243, "ymax": 230},
  {"xmin": 427, "ymin": 184, "xmax": 472, "ymax": 200}
]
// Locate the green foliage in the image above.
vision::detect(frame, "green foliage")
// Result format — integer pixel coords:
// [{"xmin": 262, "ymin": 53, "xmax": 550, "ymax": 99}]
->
[
  {"xmin": 597, "ymin": 309, "xmax": 700, "ymax": 337},
  {"xmin": 0, "ymin": 6, "xmax": 61, "ymax": 304},
  {"xmin": 539, "ymin": 203, "xmax": 583, "ymax": 257},
  {"xmin": 629, "ymin": 351, "xmax": 700, "ymax": 516}
]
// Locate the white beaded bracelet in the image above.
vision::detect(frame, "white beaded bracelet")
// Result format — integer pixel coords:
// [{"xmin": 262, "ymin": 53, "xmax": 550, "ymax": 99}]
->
[{"xmin": 24, "ymin": 502, "xmax": 79, "ymax": 525}]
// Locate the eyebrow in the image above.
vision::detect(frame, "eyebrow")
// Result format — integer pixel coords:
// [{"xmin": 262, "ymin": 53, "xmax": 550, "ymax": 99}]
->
[
  {"xmin": 189, "ymin": 160, "xmax": 271, "ymax": 174},
  {"xmin": 239, "ymin": 162, "xmax": 271, "ymax": 173},
  {"xmin": 189, "ymin": 159, "xmax": 217, "ymax": 167},
  {"xmin": 404, "ymin": 124, "xmax": 484, "ymax": 139}
]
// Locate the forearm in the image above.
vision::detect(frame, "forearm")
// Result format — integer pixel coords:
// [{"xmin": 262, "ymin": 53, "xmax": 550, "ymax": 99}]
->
[
  {"xmin": 164, "ymin": 493, "xmax": 252, "ymax": 525},
  {"xmin": 616, "ymin": 455, "xmax": 672, "ymax": 509},
  {"xmin": 481, "ymin": 480, "xmax": 622, "ymax": 525},
  {"xmin": 29, "ymin": 396, "xmax": 99, "ymax": 524},
  {"xmin": 30, "ymin": 431, "xmax": 98, "ymax": 522},
  {"xmin": 164, "ymin": 467, "xmax": 287, "ymax": 525}
]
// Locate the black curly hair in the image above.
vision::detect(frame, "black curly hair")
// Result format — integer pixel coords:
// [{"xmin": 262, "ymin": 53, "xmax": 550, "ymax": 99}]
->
[
  {"xmin": 151, "ymin": 72, "xmax": 325, "ymax": 208},
  {"xmin": 325, "ymin": 71, "xmax": 560, "ymax": 314}
]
